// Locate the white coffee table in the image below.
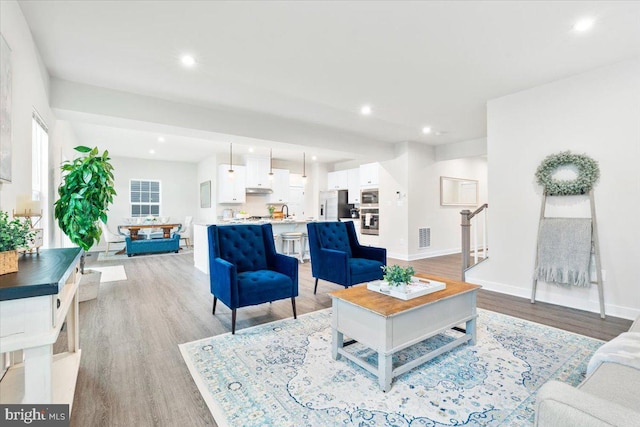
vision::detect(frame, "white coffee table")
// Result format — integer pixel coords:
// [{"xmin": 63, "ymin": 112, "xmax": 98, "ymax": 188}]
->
[{"xmin": 329, "ymin": 274, "xmax": 481, "ymax": 392}]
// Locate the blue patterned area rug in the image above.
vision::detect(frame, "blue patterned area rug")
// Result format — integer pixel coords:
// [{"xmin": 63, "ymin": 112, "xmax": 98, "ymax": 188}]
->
[{"xmin": 179, "ymin": 308, "xmax": 602, "ymax": 427}]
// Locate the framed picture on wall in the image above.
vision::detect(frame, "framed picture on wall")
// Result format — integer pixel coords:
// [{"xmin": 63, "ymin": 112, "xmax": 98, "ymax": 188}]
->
[
  {"xmin": 0, "ymin": 34, "xmax": 12, "ymax": 183},
  {"xmin": 200, "ymin": 180, "xmax": 211, "ymax": 208}
]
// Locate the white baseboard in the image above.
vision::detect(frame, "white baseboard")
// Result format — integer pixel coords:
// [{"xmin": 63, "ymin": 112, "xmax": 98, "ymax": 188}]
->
[
  {"xmin": 465, "ymin": 277, "xmax": 639, "ymax": 321},
  {"xmin": 388, "ymin": 248, "xmax": 460, "ymax": 262}
]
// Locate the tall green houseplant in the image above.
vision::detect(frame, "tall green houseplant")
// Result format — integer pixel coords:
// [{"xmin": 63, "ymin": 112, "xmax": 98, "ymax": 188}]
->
[{"xmin": 54, "ymin": 146, "xmax": 116, "ymax": 271}]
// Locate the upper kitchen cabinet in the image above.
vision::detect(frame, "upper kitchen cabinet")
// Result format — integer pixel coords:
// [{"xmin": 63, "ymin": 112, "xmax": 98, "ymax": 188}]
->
[
  {"xmin": 245, "ymin": 156, "xmax": 272, "ymax": 190},
  {"xmin": 218, "ymin": 164, "xmax": 246, "ymax": 204},
  {"xmin": 359, "ymin": 162, "xmax": 379, "ymax": 188},
  {"xmin": 268, "ymin": 169, "xmax": 290, "ymax": 204},
  {"xmin": 327, "ymin": 169, "xmax": 348, "ymax": 190},
  {"xmin": 347, "ymin": 168, "xmax": 360, "ymax": 204}
]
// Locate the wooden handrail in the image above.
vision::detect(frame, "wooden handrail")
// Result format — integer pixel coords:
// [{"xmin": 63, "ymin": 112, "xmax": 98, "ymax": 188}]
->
[
  {"xmin": 460, "ymin": 203, "xmax": 489, "ymax": 280},
  {"xmin": 466, "ymin": 203, "xmax": 488, "ymax": 220}
]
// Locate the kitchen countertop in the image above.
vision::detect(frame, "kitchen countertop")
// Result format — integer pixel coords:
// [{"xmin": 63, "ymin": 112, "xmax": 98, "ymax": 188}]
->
[{"xmin": 196, "ymin": 219, "xmax": 314, "ymax": 226}]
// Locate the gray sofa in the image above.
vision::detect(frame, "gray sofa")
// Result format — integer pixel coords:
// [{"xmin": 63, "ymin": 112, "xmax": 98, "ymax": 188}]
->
[{"xmin": 535, "ymin": 315, "xmax": 640, "ymax": 427}]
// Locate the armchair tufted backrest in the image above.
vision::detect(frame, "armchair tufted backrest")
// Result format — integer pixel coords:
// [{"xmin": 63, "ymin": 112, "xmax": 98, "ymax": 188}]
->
[
  {"xmin": 217, "ymin": 225, "xmax": 268, "ymax": 273},
  {"xmin": 316, "ymin": 222, "xmax": 352, "ymax": 257}
]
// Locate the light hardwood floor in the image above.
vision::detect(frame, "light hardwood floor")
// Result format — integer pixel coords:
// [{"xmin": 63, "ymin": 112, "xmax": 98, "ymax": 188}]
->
[{"xmin": 59, "ymin": 251, "xmax": 631, "ymax": 426}]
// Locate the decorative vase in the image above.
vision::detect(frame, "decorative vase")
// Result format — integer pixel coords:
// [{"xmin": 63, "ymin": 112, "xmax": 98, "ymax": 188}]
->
[
  {"xmin": 0, "ymin": 250, "xmax": 19, "ymax": 275},
  {"xmin": 396, "ymin": 282, "xmax": 407, "ymax": 293}
]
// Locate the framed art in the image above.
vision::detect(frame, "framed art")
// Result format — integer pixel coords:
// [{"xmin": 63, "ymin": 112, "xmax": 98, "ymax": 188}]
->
[
  {"xmin": 0, "ymin": 34, "xmax": 12, "ymax": 183},
  {"xmin": 440, "ymin": 176, "xmax": 478, "ymax": 206},
  {"xmin": 200, "ymin": 180, "xmax": 211, "ymax": 208}
]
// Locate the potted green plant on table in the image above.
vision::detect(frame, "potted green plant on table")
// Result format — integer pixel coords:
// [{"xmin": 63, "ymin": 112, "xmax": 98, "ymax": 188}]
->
[
  {"xmin": 54, "ymin": 146, "xmax": 116, "ymax": 301},
  {"xmin": 0, "ymin": 211, "xmax": 35, "ymax": 275},
  {"xmin": 381, "ymin": 264, "xmax": 415, "ymax": 293}
]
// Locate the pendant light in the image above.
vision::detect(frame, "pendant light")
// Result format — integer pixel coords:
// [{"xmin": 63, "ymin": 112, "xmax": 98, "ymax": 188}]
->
[
  {"xmin": 228, "ymin": 143, "xmax": 234, "ymax": 177},
  {"xmin": 268, "ymin": 148, "xmax": 274, "ymax": 180},
  {"xmin": 301, "ymin": 152, "xmax": 307, "ymax": 185}
]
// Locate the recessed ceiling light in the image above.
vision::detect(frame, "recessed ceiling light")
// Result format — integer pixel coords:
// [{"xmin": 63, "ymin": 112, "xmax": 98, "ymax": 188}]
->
[
  {"xmin": 422, "ymin": 126, "xmax": 432, "ymax": 134},
  {"xmin": 360, "ymin": 105, "xmax": 372, "ymax": 116},
  {"xmin": 312, "ymin": 155, "xmax": 317, "ymax": 161},
  {"xmin": 149, "ymin": 149, "xmax": 155, "ymax": 154},
  {"xmin": 573, "ymin": 18, "xmax": 595, "ymax": 32},
  {"xmin": 248, "ymin": 147, "xmax": 254, "ymax": 153},
  {"xmin": 157, "ymin": 137, "xmax": 165, "ymax": 143},
  {"xmin": 180, "ymin": 54, "xmax": 196, "ymax": 67}
]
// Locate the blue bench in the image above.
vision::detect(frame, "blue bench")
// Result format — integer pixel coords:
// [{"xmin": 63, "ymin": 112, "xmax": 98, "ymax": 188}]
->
[{"xmin": 125, "ymin": 234, "xmax": 180, "ymax": 256}]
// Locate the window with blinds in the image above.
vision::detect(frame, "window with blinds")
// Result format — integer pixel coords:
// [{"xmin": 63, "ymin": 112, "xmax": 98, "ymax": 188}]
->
[{"xmin": 130, "ymin": 179, "xmax": 161, "ymax": 217}]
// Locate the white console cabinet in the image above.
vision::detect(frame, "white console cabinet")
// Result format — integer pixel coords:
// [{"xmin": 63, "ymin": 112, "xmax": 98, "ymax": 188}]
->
[{"xmin": 0, "ymin": 248, "xmax": 82, "ymax": 407}]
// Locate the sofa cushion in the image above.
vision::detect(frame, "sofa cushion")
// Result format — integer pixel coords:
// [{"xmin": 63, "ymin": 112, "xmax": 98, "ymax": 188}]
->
[
  {"xmin": 317, "ymin": 222, "xmax": 352, "ymax": 257},
  {"xmin": 218, "ymin": 225, "xmax": 268, "ymax": 273},
  {"xmin": 237, "ymin": 270, "xmax": 293, "ymax": 306},
  {"xmin": 579, "ymin": 362, "xmax": 640, "ymax": 413},
  {"xmin": 349, "ymin": 258, "xmax": 384, "ymax": 284}
]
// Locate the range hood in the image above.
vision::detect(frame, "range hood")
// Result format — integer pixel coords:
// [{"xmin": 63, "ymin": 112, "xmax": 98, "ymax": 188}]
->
[{"xmin": 246, "ymin": 187, "xmax": 273, "ymax": 195}]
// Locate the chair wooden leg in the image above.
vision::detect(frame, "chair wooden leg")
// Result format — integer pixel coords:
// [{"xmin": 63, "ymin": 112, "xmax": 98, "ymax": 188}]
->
[
  {"xmin": 291, "ymin": 297, "xmax": 297, "ymax": 319},
  {"xmin": 212, "ymin": 297, "xmax": 217, "ymax": 315},
  {"xmin": 314, "ymin": 278, "xmax": 319, "ymax": 294},
  {"xmin": 231, "ymin": 309, "xmax": 237, "ymax": 335}
]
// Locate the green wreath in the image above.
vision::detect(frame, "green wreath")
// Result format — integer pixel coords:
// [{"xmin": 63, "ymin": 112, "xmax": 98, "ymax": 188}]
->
[{"xmin": 535, "ymin": 151, "xmax": 600, "ymax": 196}]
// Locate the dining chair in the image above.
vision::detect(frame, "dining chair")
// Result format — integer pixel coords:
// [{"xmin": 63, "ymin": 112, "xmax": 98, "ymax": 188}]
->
[
  {"xmin": 100, "ymin": 221, "xmax": 126, "ymax": 254},
  {"xmin": 179, "ymin": 216, "xmax": 193, "ymax": 248}
]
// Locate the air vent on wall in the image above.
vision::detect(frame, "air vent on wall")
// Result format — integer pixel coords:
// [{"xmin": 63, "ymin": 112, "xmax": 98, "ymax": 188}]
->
[{"xmin": 418, "ymin": 228, "xmax": 431, "ymax": 249}]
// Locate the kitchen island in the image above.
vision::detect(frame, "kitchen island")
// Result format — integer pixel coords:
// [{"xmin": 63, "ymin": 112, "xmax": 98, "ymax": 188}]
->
[{"xmin": 193, "ymin": 220, "xmax": 312, "ymax": 274}]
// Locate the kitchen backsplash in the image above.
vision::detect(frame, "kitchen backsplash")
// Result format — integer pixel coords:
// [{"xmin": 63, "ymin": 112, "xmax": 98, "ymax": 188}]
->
[{"xmin": 218, "ymin": 195, "xmax": 286, "ymax": 218}]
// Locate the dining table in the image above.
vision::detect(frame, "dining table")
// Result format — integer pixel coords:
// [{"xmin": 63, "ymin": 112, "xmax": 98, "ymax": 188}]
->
[{"xmin": 118, "ymin": 223, "xmax": 182, "ymax": 240}]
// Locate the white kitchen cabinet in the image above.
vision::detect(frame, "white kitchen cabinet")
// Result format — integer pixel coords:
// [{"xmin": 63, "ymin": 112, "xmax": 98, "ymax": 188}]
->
[
  {"xmin": 327, "ymin": 170, "xmax": 348, "ymax": 190},
  {"xmin": 269, "ymin": 168, "xmax": 290, "ymax": 204},
  {"xmin": 360, "ymin": 162, "xmax": 379, "ymax": 187},
  {"xmin": 347, "ymin": 168, "xmax": 360, "ymax": 204},
  {"xmin": 245, "ymin": 156, "xmax": 272, "ymax": 189},
  {"xmin": 218, "ymin": 164, "xmax": 246, "ymax": 203}
]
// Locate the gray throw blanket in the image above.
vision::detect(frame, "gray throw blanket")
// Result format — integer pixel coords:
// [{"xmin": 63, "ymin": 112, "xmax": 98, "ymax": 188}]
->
[{"xmin": 534, "ymin": 218, "xmax": 592, "ymax": 287}]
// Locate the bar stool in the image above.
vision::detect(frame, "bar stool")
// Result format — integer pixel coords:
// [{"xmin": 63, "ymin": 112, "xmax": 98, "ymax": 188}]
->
[{"xmin": 280, "ymin": 232, "xmax": 307, "ymax": 263}]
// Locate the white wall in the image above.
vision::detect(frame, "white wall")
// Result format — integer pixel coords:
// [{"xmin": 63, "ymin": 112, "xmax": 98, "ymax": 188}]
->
[
  {"xmin": 196, "ymin": 154, "xmax": 218, "ymax": 224},
  {"xmin": 97, "ymin": 156, "xmax": 198, "ymax": 250},
  {"xmin": 467, "ymin": 59, "xmax": 640, "ymax": 319},
  {"xmin": 435, "ymin": 137, "xmax": 487, "ymax": 161},
  {"xmin": 378, "ymin": 141, "xmax": 488, "ymax": 261},
  {"xmin": 0, "ymin": 1, "xmax": 55, "ymax": 216}
]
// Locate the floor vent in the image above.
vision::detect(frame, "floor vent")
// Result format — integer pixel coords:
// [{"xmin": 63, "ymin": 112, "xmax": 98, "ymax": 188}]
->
[{"xmin": 418, "ymin": 228, "xmax": 431, "ymax": 248}]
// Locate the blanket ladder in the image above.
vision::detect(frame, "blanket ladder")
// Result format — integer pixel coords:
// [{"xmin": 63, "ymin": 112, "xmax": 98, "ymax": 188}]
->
[{"xmin": 531, "ymin": 190, "xmax": 605, "ymax": 319}]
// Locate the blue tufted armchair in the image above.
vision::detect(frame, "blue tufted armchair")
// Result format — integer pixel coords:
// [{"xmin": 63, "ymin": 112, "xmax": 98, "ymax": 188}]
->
[
  {"xmin": 208, "ymin": 224, "xmax": 298, "ymax": 334},
  {"xmin": 307, "ymin": 221, "xmax": 386, "ymax": 294}
]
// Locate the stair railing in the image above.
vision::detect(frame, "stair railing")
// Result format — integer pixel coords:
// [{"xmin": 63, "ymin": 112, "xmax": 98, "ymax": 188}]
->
[{"xmin": 461, "ymin": 203, "xmax": 488, "ymax": 280}]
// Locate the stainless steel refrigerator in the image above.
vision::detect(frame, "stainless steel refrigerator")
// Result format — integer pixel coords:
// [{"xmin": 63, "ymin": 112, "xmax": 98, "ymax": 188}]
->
[{"xmin": 319, "ymin": 190, "xmax": 351, "ymax": 221}]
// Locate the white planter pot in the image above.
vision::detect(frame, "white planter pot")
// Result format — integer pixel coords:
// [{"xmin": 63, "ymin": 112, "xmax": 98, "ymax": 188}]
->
[{"xmin": 79, "ymin": 269, "xmax": 101, "ymax": 302}]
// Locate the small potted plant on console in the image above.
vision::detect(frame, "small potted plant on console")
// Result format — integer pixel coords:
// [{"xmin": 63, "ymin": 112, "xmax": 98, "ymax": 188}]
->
[{"xmin": 0, "ymin": 211, "xmax": 35, "ymax": 275}]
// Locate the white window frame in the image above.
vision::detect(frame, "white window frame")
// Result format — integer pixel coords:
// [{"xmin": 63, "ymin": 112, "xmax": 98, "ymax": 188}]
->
[
  {"xmin": 32, "ymin": 111, "xmax": 49, "ymax": 246},
  {"xmin": 129, "ymin": 179, "xmax": 161, "ymax": 217}
]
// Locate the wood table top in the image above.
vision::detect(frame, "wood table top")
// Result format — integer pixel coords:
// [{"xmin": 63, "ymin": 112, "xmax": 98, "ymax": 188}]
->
[
  {"xmin": 120, "ymin": 223, "xmax": 181, "ymax": 229},
  {"xmin": 329, "ymin": 274, "xmax": 481, "ymax": 317}
]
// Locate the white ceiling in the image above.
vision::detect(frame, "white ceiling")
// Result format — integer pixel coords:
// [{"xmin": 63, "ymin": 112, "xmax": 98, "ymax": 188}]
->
[{"xmin": 18, "ymin": 0, "xmax": 640, "ymax": 163}]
